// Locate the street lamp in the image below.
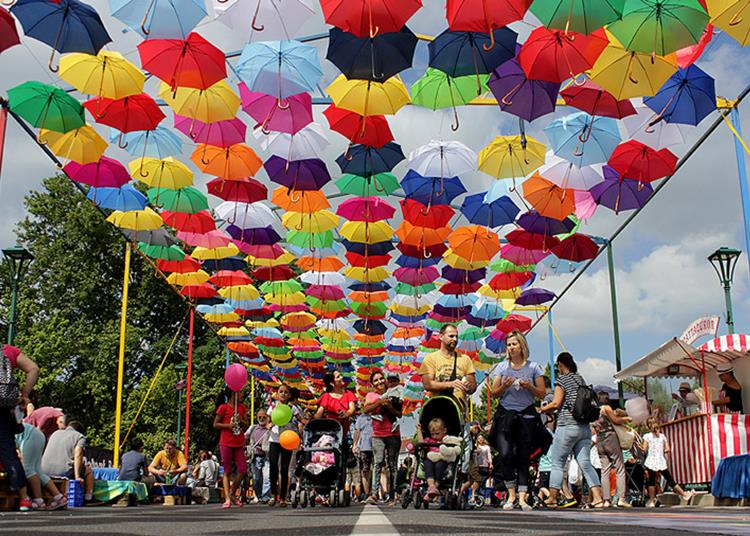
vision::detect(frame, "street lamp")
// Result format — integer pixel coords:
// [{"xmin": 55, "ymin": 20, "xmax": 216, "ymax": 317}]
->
[
  {"xmin": 2, "ymin": 244, "xmax": 34, "ymax": 345},
  {"xmin": 708, "ymin": 247, "xmax": 742, "ymax": 335},
  {"xmin": 174, "ymin": 362, "xmax": 187, "ymax": 444}
]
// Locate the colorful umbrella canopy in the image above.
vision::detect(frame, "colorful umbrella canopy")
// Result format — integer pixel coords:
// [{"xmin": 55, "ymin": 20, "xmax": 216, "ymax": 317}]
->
[
  {"xmin": 0, "ymin": 8, "xmax": 21, "ymax": 54},
  {"xmin": 707, "ymin": 0, "xmax": 750, "ymax": 45},
  {"xmin": 643, "ymin": 65, "xmax": 716, "ymax": 126},
  {"xmin": 516, "ymin": 287, "xmax": 556, "ymax": 305},
  {"xmin": 65, "ymin": 156, "xmax": 131, "ymax": 187},
  {"xmin": 239, "ymin": 87, "xmax": 313, "ymax": 135},
  {"xmin": 336, "ymin": 173, "xmax": 400, "ymax": 197},
  {"xmin": 130, "ymin": 157, "xmax": 193, "ymax": 189},
  {"xmin": 174, "ymin": 115, "xmax": 246, "ymax": 147},
  {"xmin": 8, "ymin": 81, "xmax": 85, "ymax": 133},
  {"xmin": 488, "ymin": 56, "xmax": 560, "ymax": 122},
  {"xmin": 607, "ymin": 140, "xmax": 678, "ymax": 184},
  {"xmin": 530, "ymin": 0, "xmax": 625, "ymax": 35},
  {"xmin": 544, "ymin": 112, "xmax": 622, "ymax": 167},
  {"xmin": 191, "ymin": 144, "xmax": 262, "ymax": 179},
  {"xmin": 236, "ymin": 40, "xmax": 322, "ymax": 99},
  {"xmin": 264, "ymin": 156, "xmax": 331, "ymax": 191},
  {"xmin": 327, "ymin": 75, "xmax": 411, "ymax": 116},
  {"xmin": 320, "ymin": 0, "xmax": 422, "ymax": 38},
  {"xmin": 539, "ymin": 155, "xmax": 604, "ymax": 190},
  {"xmin": 336, "ymin": 142, "xmax": 404, "ymax": 177},
  {"xmin": 256, "ymin": 122, "xmax": 330, "ymax": 161},
  {"xmin": 326, "ymin": 26, "xmax": 417, "ymax": 81},
  {"xmin": 109, "ymin": 0, "xmax": 208, "ymax": 39},
  {"xmin": 87, "ymin": 184, "xmax": 148, "ymax": 211},
  {"xmin": 589, "ymin": 165, "xmax": 654, "ymax": 214},
  {"xmin": 113, "ymin": 125, "xmax": 183, "ymax": 159},
  {"xmin": 560, "ymin": 80, "xmax": 637, "ymax": 119},
  {"xmin": 408, "ymin": 140, "xmax": 477, "ymax": 178},
  {"xmin": 84, "ymin": 93, "xmax": 165, "ymax": 134},
  {"xmin": 337, "ymin": 197, "xmax": 396, "ymax": 221},
  {"xmin": 411, "ymin": 68, "xmax": 489, "ymax": 129},
  {"xmin": 40, "ymin": 124, "xmax": 107, "ymax": 164},
  {"xmin": 59, "ymin": 50, "xmax": 145, "ymax": 100},
  {"xmin": 518, "ymin": 27, "xmax": 608, "ymax": 84},
  {"xmin": 207, "ymin": 177, "xmax": 267, "ymax": 203},
  {"xmin": 447, "ymin": 225, "xmax": 501, "ymax": 261},
  {"xmin": 478, "ymin": 135, "xmax": 546, "ymax": 179},
  {"xmin": 460, "ymin": 193, "xmax": 520, "ymax": 228},
  {"xmin": 159, "ymin": 81, "xmax": 240, "ymax": 124},
  {"xmin": 148, "ymin": 186, "xmax": 208, "ymax": 213},
  {"xmin": 446, "ymin": 0, "xmax": 531, "ymax": 32},
  {"xmin": 428, "ymin": 28, "xmax": 517, "ymax": 80},
  {"xmin": 522, "ymin": 173, "xmax": 576, "ymax": 220},
  {"xmin": 106, "ymin": 207, "xmax": 163, "ymax": 230},
  {"xmin": 551, "ymin": 232, "xmax": 599, "ymax": 263},
  {"xmin": 323, "ymin": 105, "xmax": 394, "ymax": 147},
  {"xmin": 213, "ymin": 0, "xmax": 315, "ymax": 41}
]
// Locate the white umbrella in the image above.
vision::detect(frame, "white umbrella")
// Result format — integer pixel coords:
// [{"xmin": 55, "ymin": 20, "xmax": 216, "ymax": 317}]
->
[
  {"xmin": 539, "ymin": 153, "xmax": 604, "ymax": 190},
  {"xmin": 623, "ymin": 104, "xmax": 686, "ymax": 149},
  {"xmin": 213, "ymin": 0, "xmax": 316, "ymax": 41},
  {"xmin": 300, "ymin": 271, "xmax": 346, "ymax": 286},
  {"xmin": 215, "ymin": 201, "xmax": 276, "ymax": 228},
  {"xmin": 254, "ymin": 122, "xmax": 330, "ymax": 160},
  {"xmin": 408, "ymin": 140, "xmax": 477, "ymax": 178},
  {"xmin": 392, "ymin": 292, "xmax": 438, "ymax": 309}
]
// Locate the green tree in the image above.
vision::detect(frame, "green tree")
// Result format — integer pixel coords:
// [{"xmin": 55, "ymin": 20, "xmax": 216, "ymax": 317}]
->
[{"xmin": 0, "ymin": 175, "xmax": 235, "ymax": 459}]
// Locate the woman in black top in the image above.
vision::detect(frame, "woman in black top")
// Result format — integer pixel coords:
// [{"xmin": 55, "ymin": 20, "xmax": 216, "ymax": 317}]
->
[{"xmin": 712, "ymin": 363, "xmax": 744, "ymax": 414}]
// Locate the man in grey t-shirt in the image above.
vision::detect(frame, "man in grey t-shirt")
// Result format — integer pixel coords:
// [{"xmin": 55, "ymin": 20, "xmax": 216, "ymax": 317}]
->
[{"xmin": 41, "ymin": 420, "xmax": 95, "ymax": 502}]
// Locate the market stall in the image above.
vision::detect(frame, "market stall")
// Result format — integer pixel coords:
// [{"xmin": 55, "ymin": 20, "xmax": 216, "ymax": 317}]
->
[{"xmin": 614, "ymin": 335, "xmax": 750, "ymax": 485}]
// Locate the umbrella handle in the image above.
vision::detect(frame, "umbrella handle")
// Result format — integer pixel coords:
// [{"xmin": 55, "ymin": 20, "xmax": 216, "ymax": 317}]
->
[
  {"xmin": 343, "ymin": 143, "xmax": 354, "ymax": 161},
  {"xmin": 250, "ymin": 0, "xmax": 265, "ymax": 30},
  {"xmin": 369, "ymin": 26, "xmax": 380, "ymax": 39},
  {"xmin": 373, "ymin": 174, "xmax": 385, "ymax": 193},
  {"xmin": 277, "ymin": 97, "xmax": 290, "ymax": 110},
  {"xmin": 501, "ymin": 81, "xmax": 523, "ymax": 106},
  {"xmin": 118, "ymin": 132, "xmax": 129, "ymax": 150},
  {"xmin": 0, "ymin": 1, "xmax": 16, "ymax": 6},
  {"xmin": 482, "ymin": 28, "xmax": 495, "ymax": 52},
  {"xmin": 201, "ymin": 144, "xmax": 211, "ymax": 165},
  {"xmin": 290, "ymin": 189, "xmax": 302, "ymax": 204},
  {"xmin": 48, "ymin": 50, "xmax": 59, "ymax": 73},
  {"xmin": 423, "ymin": 249, "xmax": 432, "ymax": 259}
]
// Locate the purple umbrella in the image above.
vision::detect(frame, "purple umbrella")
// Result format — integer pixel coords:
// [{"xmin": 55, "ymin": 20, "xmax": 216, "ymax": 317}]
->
[
  {"xmin": 488, "ymin": 56, "xmax": 560, "ymax": 122},
  {"xmin": 432, "ymin": 304, "xmax": 472, "ymax": 318},
  {"xmin": 516, "ymin": 287, "xmax": 556, "ymax": 306},
  {"xmin": 589, "ymin": 165, "xmax": 654, "ymax": 215},
  {"xmin": 517, "ymin": 210, "xmax": 576, "ymax": 236},
  {"xmin": 226, "ymin": 225, "xmax": 281, "ymax": 245},
  {"xmin": 489, "ymin": 328, "xmax": 507, "ymax": 341},
  {"xmin": 173, "ymin": 114, "xmax": 246, "ymax": 147},
  {"xmin": 441, "ymin": 266, "xmax": 486, "ymax": 284},
  {"xmin": 307, "ymin": 285, "xmax": 346, "ymax": 300},
  {"xmin": 264, "ymin": 156, "xmax": 331, "ymax": 191},
  {"xmin": 393, "ymin": 266, "xmax": 440, "ymax": 286}
]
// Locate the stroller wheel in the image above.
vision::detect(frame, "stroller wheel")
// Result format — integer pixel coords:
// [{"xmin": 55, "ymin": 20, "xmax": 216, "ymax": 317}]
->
[
  {"xmin": 309, "ymin": 491, "xmax": 316, "ymax": 508},
  {"xmin": 300, "ymin": 490, "xmax": 307, "ymax": 508},
  {"xmin": 291, "ymin": 490, "xmax": 299, "ymax": 509},
  {"xmin": 329, "ymin": 490, "xmax": 337, "ymax": 507},
  {"xmin": 338, "ymin": 490, "xmax": 347, "ymax": 508},
  {"xmin": 401, "ymin": 491, "xmax": 411, "ymax": 509},
  {"xmin": 414, "ymin": 490, "xmax": 422, "ymax": 509}
]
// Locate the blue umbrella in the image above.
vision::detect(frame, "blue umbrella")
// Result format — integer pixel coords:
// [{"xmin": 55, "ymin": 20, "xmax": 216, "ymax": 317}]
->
[
  {"xmin": 252, "ymin": 327, "xmax": 283, "ymax": 338},
  {"xmin": 644, "ymin": 65, "xmax": 716, "ymax": 127},
  {"xmin": 202, "ymin": 256, "xmax": 248, "ymax": 272},
  {"xmin": 326, "ymin": 26, "xmax": 417, "ymax": 81},
  {"xmin": 401, "ymin": 170, "xmax": 467, "ymax": 206},
  {"xmin": 537, "ymin": 255, "xmax": 585, "ymax": 276},
  {"xmin": 470, "ymin": 300, "xmax": 507, "ymax": 322},
  {"xmin": 349, "ymin": 282, "xmax": 392, "ymax": 292},
  {"xmin": 336, "ymin": 142, "xmax": 405, "ymax": 177},
  {"xmin": 86, "ymin": 184, "xmax": 147, "ymax": 211},
  {"xmin": 108, "ymin": 0, "xmax": 207, "ymax": 39},
  {"xmin": 226, "ymin": 298, "xmax": 265, "ymax": 310},
  {"xmin": 390, "ymin": 312, "xmax": 429, "ymax": 324},
  {"xmin": 484, "ymin": 179, "xmax": 511, "ymax": 202},
  {"xmin": 517, "ymin": 210, "xmax": 576, "ymax": 236},
  {"xmin": 484, "ymin": 336, "xmax": 506, "ymax": 354},
  {"xmin": 11, "ymin": 0, "xmax": 111, "ymax": 70},
  {"xmin": 341, "ymin": 239, "xmax": 395, "ymax": 256},
  {"xmin": 544, "ymin": 112, "xmax": 621, "ymax": 167},
  {"xmin": 109, "ymin": 126, "xmax": 183, "ymax": 159},
  {"xmin": 460, "ymin": 192, "xmax": 520, "ymax": 228},
  {"xmin": 437, "ymin": 294, "xmax": 477, "ymax": 308},
  {"xmin": 429, "ymin": 28, "xmax": 517, "ymax": 78},
  {"xmin": 197, "ymin": 303, "xmax": 235, "ymax": 315},
  {"xmin": 395, "ymin": 255, "xmax": 441, "ymax": 268},
  {"xmin": 237, "ymin": 40, "xmax": 322, "ymax": 99}
]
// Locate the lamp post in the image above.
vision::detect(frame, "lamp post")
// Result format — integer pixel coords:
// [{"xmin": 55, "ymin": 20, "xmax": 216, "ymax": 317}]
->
[
  {"xmin": 2, "ymin": 244, "xmax": 34, "ymax": 345},
  {"xmin": 174, "ymin": 363, "xmax": 187, "ymax": 444},
  {"xmin": 708, "ymin": 247, "xmax": 742, "ymax": 335}
]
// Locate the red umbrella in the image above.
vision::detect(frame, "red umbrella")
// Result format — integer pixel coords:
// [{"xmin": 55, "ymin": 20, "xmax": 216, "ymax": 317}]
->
[
  {"xmin": 180, "ymin": 283, "xmax": 217, "ymax": 299},
  {"xmin": 519, "ymin": 27, "xmax": 608, "ymax": 84},
  {"xmin": 337, "ymin": 197, "xmax": 396, "ymax": 221},
  {"xmin": 83, "ymin": 94, "xmax": 165, "ymax": 140},
  {"xmin": 323, "ymin": 104, "xmax": 393, "ymax": 147},
  {"xmin": 607, "ymin": 140, "xmax": 678, "ymax": 184},
  {"xmin": 488, "ymin": 271, "xmax": 533, "ymax": 290},
  {"xmin": 0, "ymin": 9, "xmax": 20, "ymax": 54},
  {"xmin": 560, "ymin": 80, "xmax": 636, "ymax": 119},
  {"xmin": 252, "ymin": 265, "xmax": 295, "ymax": 281},
  {"xmin": 239, "ymin": 84, "xmax": 312, "ymax": 135},
  {"xmin": 551, "ymin": 233, "xmax": 599, "ymax": 262},
  {"xmin": 496, "ymin": 313, "xmax": 532, "ymax": 333},
  {"xmin": 137, "ymin": 32, "xmax": 226, "ymax": 91},
  {"xmin": 446, "ymin": 0, "xmax": 531, "ymax": 34},
  {"xmin": 400, "ymin": 199, "xmax": 454, "ymax": 229},
  {"xmin": 320, "ymin": 0, "xmax": 422, "ymax": 38},
  {"xmin": 209, "ymin": 270, "xmax": 253, "ymax": 287},
  {"xmin": 157, "ymin": 256, "xmax": 201, "ymax": 273},
  {"xmin": 397, "ymin": 241, "xmax": 448, "ymax": 258},
  {"xmin": 506, "ymin": 229, "xmax": 561, "ymax": 251},
  {"xmin": 243, "ymin": 243, "xmax": 285, "ymax": 259},
  {"xmin": 207, "ymin": 177, "xmax": 267, "ymax": 203},
  {"xmin": 440, "ymin": 281, "xmax": 482, "ymax": 294},
  {"xmin": 64, "ymin": 156, "xmax": 130, "ymax": 187},
  {"xmin": 162, "ymin": 210, "xmax": 216, "ymax": 233},
  {"xmin": 345, "ymin": 252, "xmax": 390, "ymax": 268}
]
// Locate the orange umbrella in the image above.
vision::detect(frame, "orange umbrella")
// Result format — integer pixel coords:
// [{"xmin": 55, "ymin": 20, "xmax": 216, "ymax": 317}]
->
[
  {"xmin": 522, "ymin": 173, "xmax": 576, "ymax": 220},
  {"xmin": 272, "ymin": 186, "xmax": 330, "ymax": 212},
  {"xmin": 349, "ymin": 291, "xmax": 390, "ymax": 302},
  {"xmin": 353, "ymin": 333, "xmax": 385, "ymax": 343},
  {"xmin": 191, "ymin": 143, "xmax": 262, "ymax": 179},
  {"xmin": 297, "ymin": 256, "xmax": 345, "ymax": 271},
  {"xmin": 447, "ymin": 225, "xmax": 501, "ymax": 261},
  {"xmin": 281, "ymin": 312, "xmax": 317, "ymax": 329},
  {"xmin": 395, "ymin": 221, "xmax": 452, "ymax": 246}
]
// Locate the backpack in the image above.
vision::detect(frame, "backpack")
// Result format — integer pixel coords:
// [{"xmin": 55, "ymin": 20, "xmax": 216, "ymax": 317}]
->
[
  {"xmin": 0, "ymin": 347, "xmax": 19, "ymax": 408},
  {"xmin": 571, "ymin": 379, "xmax": 600, "ymax": 424}
]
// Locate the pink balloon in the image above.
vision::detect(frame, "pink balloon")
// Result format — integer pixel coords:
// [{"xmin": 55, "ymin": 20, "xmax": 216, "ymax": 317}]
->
[{"xmin": 224, "ymin": 363, "xmax": 248, "ymax": 391}]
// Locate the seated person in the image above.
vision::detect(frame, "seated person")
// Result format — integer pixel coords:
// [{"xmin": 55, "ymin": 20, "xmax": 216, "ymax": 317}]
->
[
  {"xmin": 148, "ymin": 439, "xmax": 188, "ymax": 485},
  {"xmin": 119, "ymin": 437, "xmax": 153, "ymax": 487},
  {"xmin": 671, "ymin": 382, "xmax": 700, "ymax": 419},
  {"xmin": 194, "ymin": 450, "xmax": 219, "ymax": 488},
  {"xmin": 40, "ymin": 418, "xmax": 95, "ymax": 504}
]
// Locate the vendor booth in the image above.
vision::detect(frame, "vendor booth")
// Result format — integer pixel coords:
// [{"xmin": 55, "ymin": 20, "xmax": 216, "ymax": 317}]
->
[{"xmin": 614, "ymin": 335, "xmax": 750, "ymax": 485}]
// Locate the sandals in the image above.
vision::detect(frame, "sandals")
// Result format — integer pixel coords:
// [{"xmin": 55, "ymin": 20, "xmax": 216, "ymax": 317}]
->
[{"xmin": 221, "ymin": 500, "xmax": 232, "ymax": 509}]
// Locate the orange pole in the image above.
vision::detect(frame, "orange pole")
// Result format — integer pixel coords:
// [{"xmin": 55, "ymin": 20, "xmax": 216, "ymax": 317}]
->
[
  {"xmin": 487, "ymin": 387, "xmax": 491, "ymax": 426},
  {"xmin": 184, "ymin": 308, "xmax": 194, "ymax": 460}
]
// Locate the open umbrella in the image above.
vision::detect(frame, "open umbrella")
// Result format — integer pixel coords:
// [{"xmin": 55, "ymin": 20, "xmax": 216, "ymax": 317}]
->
[
  {"xmin": 239, "ymin": 86, "xmax": 312, "ymax": 134},
  {"xmin": 148, "ymin": 186, "xmax": 208, "ymax": 213},
  {"xmin": 84, "ymin": 93, "xmax": 165, "ymax": 137},
  {"xmin": 336, "ymin": 173, "xmax": 400, "ymax": 196},
  {"xmin": 706, "ymin": 0, "xmax": 750, "ymax": 45},
  {"xmin": 162, "ymin": 210, "xmax": 216, "ymax": 233},
  {"xmin": 191, "ymin": 144, "xmax": 262, "ymax": 179},
  {"xmin": 59, "ymin": 50, "xmax": 145, "ymax": 100},
  {"xmin": 408, "ymin": 140, "xmax": 477, "ymax": 178},
  {"xmin": 551, "ymin": 233, "xmax": 599, "ymax": 263},
  {"xmin": 401, "ymin": 170, "xmax": 467, "ymax": 205},
  {"xmin": 478, "ymin": 135, "xmax": 546, "ymax": 180},
  {"xmin": 159, "ymin": 80, "xmax": 239, "ymax": 125},
  {"xmin": 106, "ymin": 207, "xmax": 163, "ymax": 230},
  {"xmin": 519, "ymin": 27, "xmax": 608, "ymax": 83},
  {"xmin": 341, "ymin": 221, "xmax": 394, "ymax": 244},
  {"xmin": 517, "ymin": 210, "xmax": 575, "ymax": 236},
  {"xmin": 264, "ymin": 156, "xmax": 331, "ymax": 191},
  {"xmin": 11, "ymin": 0, "xmax": 111, "ymax": 70},
  {"xmin": 530, "ymin": 0, "xmax": 625, "ymax": 35},
  {"xmin": 65, "ymin": 156, "xmax": 131, "ymax": 187},
  {"xmin": 337, "ymin": 197, "xmax": 396, "ymax": 221},
  {"xmin": 401, "ymin": 199, "xmax": 454, "ymax": 228},
  {"xmin": 488, "ymin": 56, "xmax": 560, "ymax": 122},
  {"xmin": 327, "ymin": 74, "xmax": 411, "ymax": 117},
  {"xmin": 448, "ymin": 225, "xmax": 501, "ymax": 261},
  {"xmin": 113, "ymin": 125, "xmax": 183, "ymax": 159},
  {"xmin": 609, "ymin": 0, "xmax": 709, "ymax": 56},
  {"xmin": 87, "ymin": 184, "xmax": 148, "ymax": 211},
  {"xmin": 522, "ymin": 173, "xmax": 576, "ymax": 220},
  {"xmin": 560, "ymin": 80, "xmax": 637, "ymax": 119},
  {"xmin": 607, "ymin": 140, "xmax": 677, "ymax": 184},
  {"xmin": 282, "ymin": 210, "xmax": 339, "ymax": 233},
  {"xmin": 236, "ymin": 40, "xmax": 322, "ymax": 99},
  {"xmin": 256, "ymin": 122, "xmax": 329, "ymax": 161},
  {"xmin": 109, "ymin": 0, "xmax": 208, "ymax": 39},
  {"xmin": 213, "ymin": 0, "xmax": 315, "ymax": 41},
  {"xmin": 447, "ymin": 0, "xmax": 531, "ymax": 34},
  {"xmin": 272, "ymin": 186, "xmax": 330, "ymax": 212},
  {"xmin": 335, "ymin": 142, "xmax": 404, "ymax": 177},
  {"xmin": 323, "ymin": 104, "xmax": 393, "ymax": 147},
  {"xmin": 544, "ymin": 112, "xmax": 621, "ymax": 167},
  {"xmin": 589, "ymin": 165, "xmax": 653, "ymax": 214},
  {"xmin": 137, "ymin": 31, "xmax": 226, "ymax": 91},
  {"xmin": 174, "ymin": 115, "xmax": 246, "ymax": 147},
  {"xmin": 516, "ymin": 287, "xmax": 556, "ymax": 305},
  {"xmin": 411, "ymin": 68, "xmax": 488, "ymax": 129},
  {"xmin": 320, "ymin": 0, "xmax": 422, "ymax": 38},
  {"xmin": 0, "ymin": 8, "xmax": 20, "ymax": 54},
  {"xmin": 8, "ymin": 81, "xmax": 85, "ymax": 133},
  {"xmin": 643, "ymin": 64, "xmax": 716, "ymax": 126},
  {"xmin": 326, "ymin": 26, "xmax": 417, "ymax": 81},
  {"xmin": 207, "ymin": 177, "xmax": 267, "ymax": 203},
  {"xmin": 460, "ymin": 193, "xmax": 520, "ymax": 228},
  {"xmin": 130, "ymin": 156, "xmax": 192, "ymax": 189},
  {"xmin": 40, "ymin": 124, "xmax": 107, "ymax": 164},
  {"xmin": 507, "ymin": 229, "xmax": 561, "ymax": 251},
  {"xmin": 538, "ymin": 155, "xmax": 603, "ymax": 190},
  {"xmin": 622, "ymin": 104, "xmax": 686, "ymax": 149}
]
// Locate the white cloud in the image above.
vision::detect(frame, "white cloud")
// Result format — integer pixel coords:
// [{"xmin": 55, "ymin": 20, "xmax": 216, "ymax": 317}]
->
[{"xmin": 577, "ymin": 357, "xmax": 617, "ymax": 387}]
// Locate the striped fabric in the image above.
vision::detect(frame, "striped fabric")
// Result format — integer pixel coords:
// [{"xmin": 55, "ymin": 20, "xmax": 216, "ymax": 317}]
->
[{"xmin": 698, "ymin": 334, "xmax": 750, "ymax": 361}]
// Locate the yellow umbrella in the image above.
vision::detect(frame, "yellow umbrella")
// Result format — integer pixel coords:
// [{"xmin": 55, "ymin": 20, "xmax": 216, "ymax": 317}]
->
[
  {"xmin": 442, "ymin": 249, "xmax": 491, "ymax": 270},
  {"xmin": 129, "ymin": 157, "xmax": 193, "ymax": 189},
  {"xmin": 191, "ymin": 243, "xmax": 240, "ymax": 260},
  {"xmin": 59, "ymin": 51, "xmax": 145, "ymax": 100},
  {"xmin": 589, "ymin": 32, "xmax": 678, "ymax": 100},
  {"xmin": 265, "ymin": 292, "xmax": 306, "ymax": 306},
  {"xmin": 167, "ymin": 270, "xmax": 210, "ymax": 286},
  {"xmin": 707, "ymin": 0, "xmax": 750, "ymax": 45},
  {"xmin": 281, "ymin": 210, "xmax": 339, "ymax": 233},
  {"xmin": 477, "ymin": 284, "xmax": 519, "ymax": 300},
  {"xmin": 327, "ymin": 74, "xmax": 410, "ymax": 117},
  {"xmin": 319, "ymin": 329, "xmax": 349, "ymax": 342},
  {"xmin": 204, "ymin": 311, "xmax": 240, "ymax": 323},
  {"xmin": 246, "ymin": 251, "xmax": 296, "ymax": 267},
  {"xmin": 106, "ymin": 208, "xmax": 163, "ymax": 230},
  {"xmin": 343, "ymin": 266, "xmax": 390, "ymax": 282},
  {"xmin": 219, "ymin": 284, "xmax": 261, "ymax": 301},
  {"xmin": 246, "ymin": 318, "xmax": 280, "ymax": 329},
  {"xmin": 218, "ymin": 326, "xmax": 251, "ymax": 337},
  {"xmin": 340, "ymin": 221, "xmax": 394, "ymax": 244},
  {"xmin": 159, "ymin": 80, "xmax": 240, "ymax": 123},
  {"xmin": 390, "ymin": 303, "xmax": 431, "ymax": 316},
  {"xmin": 478, "ymin": 135, "xmax": 546, "ymax": 179},
  {"xmin": 39, "ymin": 124, "xmax": 107, "ymax": 164}
]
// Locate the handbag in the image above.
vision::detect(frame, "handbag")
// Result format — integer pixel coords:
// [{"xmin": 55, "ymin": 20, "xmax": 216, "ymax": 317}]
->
[{"xmin": 613, "ymin": 424, "xmax": 636, "ymax": 450}]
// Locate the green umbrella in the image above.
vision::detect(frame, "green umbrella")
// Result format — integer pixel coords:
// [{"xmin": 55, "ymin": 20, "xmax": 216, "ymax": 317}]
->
[
  {"xmin": 260, "ymin": 280, "xmax": 302, "ymax": 294},
  {"xmin": 489, "ymin": 258, "xmax": 536, "ymax": 273},
  {"xmin": 394, "ymin": 282, "xmax": 437, "ymax": 296},
  {"xmin": 307, "ymin": 297, "xmax": 348, "ymax": 312},
  {"xmin": 147, "ymin": 186, "xmax": 208, "ymax": 213},
  {"xmin": 286, "ymin": 230, "xmax": 334, "ymax": 249},
  {"xmin": 460, "ymin": 327, "xmax": 490, "ymax": 341},
  {"xmin": 608, "ymin": 0, "xmax": 709, "ymax": 56},
  {"xmin": 411, "ymin": 68, "xmax": 489, "ymax": 130},
  {"xmin": 350, "ymin": 301, "xmax": 388, "ymax": 317},
  {"xmin": 137, "ymin": 242, "xmax": 186, "ymax": 261},
  {"xmin": 7, "ymin": 81, "xmax": 85, "ymax": 133},
  {"xmin": 335, "ymin": 173, "xmax": 400, "ymax": 197},
  {"xmin": 530, "ymin": 0, "xmax": 624, "ymax": 35}
]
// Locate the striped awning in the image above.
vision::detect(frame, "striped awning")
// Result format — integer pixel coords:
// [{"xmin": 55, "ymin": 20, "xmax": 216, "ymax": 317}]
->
[{"xmin": 698, "ymin": 334, "xmax": 750, "ymax": 357}]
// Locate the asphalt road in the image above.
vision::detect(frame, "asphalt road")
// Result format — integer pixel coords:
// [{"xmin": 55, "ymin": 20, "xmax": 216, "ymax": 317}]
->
[{"xmin": 0, "ymin": 504, "xmax": 748, "ymax": 536}]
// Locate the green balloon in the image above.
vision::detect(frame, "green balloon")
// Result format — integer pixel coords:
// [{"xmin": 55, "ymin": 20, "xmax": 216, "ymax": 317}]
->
[{"xmin": 271, "ymin": 404, "xmax": 292, "ymax": 427}]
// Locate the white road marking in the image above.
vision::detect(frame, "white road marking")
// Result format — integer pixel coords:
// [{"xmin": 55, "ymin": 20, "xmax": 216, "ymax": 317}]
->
[{"xmin": 350, "ymin": 504, "xmax": 400, "ymax": 535}]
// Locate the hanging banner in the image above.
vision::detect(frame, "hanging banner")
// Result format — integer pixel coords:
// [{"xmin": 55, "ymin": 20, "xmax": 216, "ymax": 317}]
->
[{"xmin": 679, "ymin": 316, "xmax": 721, "ymax": 345}]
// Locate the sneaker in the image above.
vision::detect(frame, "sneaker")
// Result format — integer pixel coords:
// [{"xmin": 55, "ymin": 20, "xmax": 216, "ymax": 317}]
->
[
  {"xmin": 250, "ymin": 497, "xmax": 259, "ymax": 504},
  {"xmin": 19, "ymin": 497, "xmax": 32, "ymax": 512},
  {"xmin": 645, "ymin": 499, "xmax": 656, "ymax": 508},
  {"xmin": 519, "ymin": 501, "xmax": 533, "ymax": 512},
  {"xmin": 267, "ymin": 498, "xmax": 276, "ymax": 507},
  {"xmin": 559, "ymin": 498, "xmax": 577, "ymax": 508},
  {"xmin": 502, "ymin": 500, "xmax": 515, "ymax": 510},
  {"xmin": 365, "ymin": 495, "xmax": 378, "ymax": 505},
  {"xmin": 47, "ymin": 496, "xmax": 68, "ymax": 511},
  {"xmin": 616, "ymin": 500, "xmax": 632, "ymax": 508},
  {"xmin": 222, "ymin": 500, "xmax": 232, "ymax": 509}
]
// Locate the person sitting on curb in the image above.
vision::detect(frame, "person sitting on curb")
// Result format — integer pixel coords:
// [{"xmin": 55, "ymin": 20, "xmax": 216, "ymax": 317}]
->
[
  {"xmin": 40, "ymin": 417, "xmax": 97, "ymax": 505},
  {"xmin": 148, "ymin": 439, "xmax": 188, "ymax": 485}
]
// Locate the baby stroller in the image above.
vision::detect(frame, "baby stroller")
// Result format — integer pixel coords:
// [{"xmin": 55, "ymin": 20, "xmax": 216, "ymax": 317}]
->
[
  {"xmin": 291, "ymin": 418, "xmax": 350, "ymax": 508},
  {"xmin": 401, "ymin": 396, "xmax": 469, "ymax": 510},
  {"xmin": 623, "ymin": 432, "xmax": 648, "ymax": 507}
]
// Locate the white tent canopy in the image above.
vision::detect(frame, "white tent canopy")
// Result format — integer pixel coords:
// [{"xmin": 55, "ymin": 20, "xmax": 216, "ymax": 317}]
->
[{"xmin": 614, "ymin": 338, "xmax": 736, "ymax": 380}]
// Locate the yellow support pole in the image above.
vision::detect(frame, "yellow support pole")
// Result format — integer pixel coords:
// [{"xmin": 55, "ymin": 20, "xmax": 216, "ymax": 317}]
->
[
  {"xmin": 250, "ymin": 374, "xmax": 255, "ymax": 419},
  {"xmin": 113, "ymin": 243, "xmax": 131, "ymax": 468},
  {"xmin": 470, "ymin": 397, "xmax": 474, "ymax": 422}
]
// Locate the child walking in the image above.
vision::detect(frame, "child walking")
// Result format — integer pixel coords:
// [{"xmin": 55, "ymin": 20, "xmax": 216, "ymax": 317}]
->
[{"xmin": 642, "ymin": 418, "xmax": 694, "ymax": 507}]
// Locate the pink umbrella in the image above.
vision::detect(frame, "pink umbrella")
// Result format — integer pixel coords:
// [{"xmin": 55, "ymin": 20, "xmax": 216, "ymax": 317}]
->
[
  {"xmin": 173, "ymin": 114, "xmax": 247, "ymax": 147},
  {"xmin": 307, "ymin": 285, "xmax": 345, "ymax": 300},
  {"xmin": 269, "ymin": 303, "xmax": 308, "ymax": 313},
  {"xmin": 177, "ymin": 229, "xmax": 231, "ymax": 248},
  {"xmin": 336, "ymin": 197, "xmax": 396, "ymax": 221},
  {"xmin": 393, "ymin": 266, "xmax": 440, "ymax": 286},
  {"xmin": 64, "ymin": 156, "xmax": 131, "ymax": 187},
  {"xmin": 237, "ymin": 242, "xmax": 285, "ymax": 259},
  {"xmin": 239, "ymin": 83, "xmax": 313, "ymax": 134},
  {"xmin": 573, "ymin": 189, "xmax": 597, "ymax": 220},
  {"xmin": 500, "ymin": 244, "xmax": 550, "ymax": 266}
]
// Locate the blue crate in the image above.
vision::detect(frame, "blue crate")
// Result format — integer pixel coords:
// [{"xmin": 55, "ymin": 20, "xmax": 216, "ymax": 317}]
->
[{"xmin": 67, "ymin": 480, "xmax": 84, "ymax": 507}]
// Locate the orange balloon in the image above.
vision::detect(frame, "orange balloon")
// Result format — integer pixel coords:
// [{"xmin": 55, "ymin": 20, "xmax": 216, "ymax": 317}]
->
[{"xmin": 279, "ymin": 429, "xmax": 301, "ymax": 451}]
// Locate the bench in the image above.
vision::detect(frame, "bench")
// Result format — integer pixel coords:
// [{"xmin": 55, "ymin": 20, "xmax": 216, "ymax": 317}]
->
[{"xmin": 152, "ymin": 484, "xmax": 191, "ymax": 506}]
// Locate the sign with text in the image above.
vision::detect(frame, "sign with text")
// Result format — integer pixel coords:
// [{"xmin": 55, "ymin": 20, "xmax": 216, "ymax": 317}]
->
[{"xmin": 679, "ymin": 316, "xmax": 721, "ymax": 345}]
